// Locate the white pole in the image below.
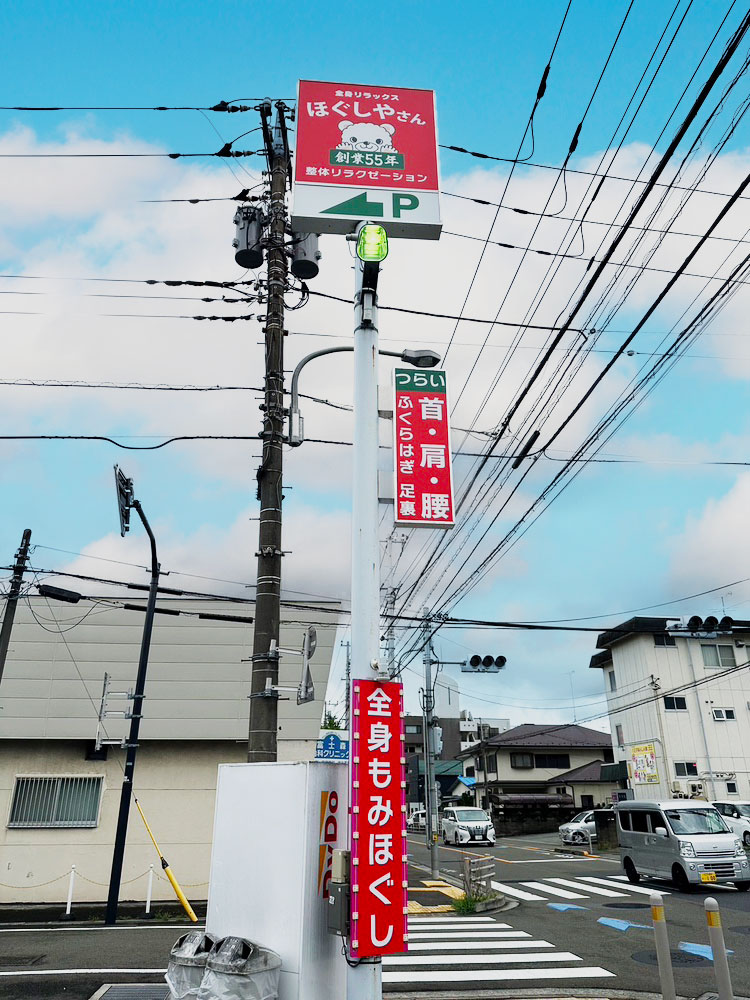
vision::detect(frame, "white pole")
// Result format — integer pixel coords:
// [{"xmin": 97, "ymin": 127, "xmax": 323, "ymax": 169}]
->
[
  {"xmin": 705, "ymin": 896, "xmax": 734, "ymax": 1000},
  {"xmin": 65, "ymin": 865, "xmax": 76, "ymax": 918},
  {"xmin": 650, "ymin": 892, "xmax": 676, "ymax": 1000},
  {"xmin": 145, "ymin": 864, "xmax": 154, "ymax": 916},
  {"xmin": 347, "ymin": 227, "xmax": 382, "ymax": 1000}
]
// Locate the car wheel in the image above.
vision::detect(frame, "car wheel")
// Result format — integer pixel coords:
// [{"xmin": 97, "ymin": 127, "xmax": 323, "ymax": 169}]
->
[
  {"xmin": 572, "ymin": 831, "xmax": 585, "ymax": 844},
  {"xmin": 442, "ymin": 831, "xmax": 448, "ymax": 844},
  {"xmin": 672, "ymin": 864, "xmax": 692, "ymax": 893},
  {"xmin": 743, "ymin": 831, "xmax": 750, "ymax": 848},
  {"xmin": 454, "ymin": 832, "xmax": 459, "ymax": 845},
  {"xmin": 623, "ymin": 857, "xmax": 640, "ymax": 885},
  {"xmin": 735, "ymin": 880, "xmax": 750, "ymax": 892}
]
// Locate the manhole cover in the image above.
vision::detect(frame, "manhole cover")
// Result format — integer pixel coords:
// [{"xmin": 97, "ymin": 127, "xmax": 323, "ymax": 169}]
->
[
  {"xmin": 0, "ymin": 955, "xmax": 45, "ymax": 967},
  {"xmin": 603, "ymin": 901, "xmax": 650, "ymax": 909},
  {"xmin": 632, "ymin": 949, "xmax": 709, "ymax": 967}
]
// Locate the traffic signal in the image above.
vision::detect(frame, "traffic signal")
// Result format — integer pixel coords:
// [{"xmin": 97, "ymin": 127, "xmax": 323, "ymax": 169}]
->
[
  {"xmin": 431, "ymin": 725, "xmax": 443, "ymax": 756},
  {"xmin": 297, "ymin": 626, "xmax": 317, "ymax": 705},
  {"xmin": 462, "ymin": 655, "xmax": 506, "ymax": 673}
]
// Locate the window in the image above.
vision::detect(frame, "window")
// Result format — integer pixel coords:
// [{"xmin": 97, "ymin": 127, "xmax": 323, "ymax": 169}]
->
[
  {"xmin": 646, "ymin": 810, "xmax": 665, "ymax": 832},
  {"xmin": 465, "ymin": 765, "xmax": 475, "ymax": 778},
  {"xmin": 631, "ymin": 811, "xmax": 649, "ymax": 832},
  {"xmin": 405, "ymin": 725, "xmax": 421, "ymax": 735},
  {"xmin": 555, "ymin": 786, "xmax": 566, "ymax": 795},
  {"xmin": 9, "ymin": 776, "xmax": 103, "ymax": 829},
  {"xmin": 654, "ymin": 633, "xmax": 676, "ymax": 647},
  {"xmin": 674, "ymin": 761, "xmax": 698, "ymax": 777},
  {"xmin": 510, "ymin": 753, "xmax": 534, "ymax": 769},
  {"xmin": 485, "ymin": 753, "xmax": 497, "ymax": 775},
  {"xmin": 618, "ymin": 810, "xmax": 632, "ymax": 831},
  {"xmin": 712, "ymin": 708, "xmax": 736, "ymax": 721},
  {"xmin": 664, "ymin": 696, "xmax": 687, "ymax": 711},
  {"xmin": 701, "ymin": 644, "xmax": 735, "ymax": 668},
  {"xmin": 534, "ymin": 753, "xmax": 571, "ymax": 769},
  {"xmin": 727, "ymin": 781, "xmax": 739, "ymax": 795},
  {"xmin": 615, "ymin": 724, "xmax": 624, "ymax": 746},
  {"xmin": 608, "ymin": 670, "xmax": 617, "ymax": 692}
]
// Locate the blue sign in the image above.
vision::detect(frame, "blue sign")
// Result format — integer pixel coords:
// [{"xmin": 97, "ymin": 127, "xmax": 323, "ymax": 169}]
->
[{"xmin": 315, "ymin": 733, "xmax": 349, "ymax": 761}]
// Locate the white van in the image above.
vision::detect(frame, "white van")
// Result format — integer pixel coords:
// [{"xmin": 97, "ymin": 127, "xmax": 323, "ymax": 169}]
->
[
  {"xmin": 441, "ymin": 806, "xmax": 496, "ymax": 846},
  {"xmin": 616, "ymin": 799, "xmax": 750, "ymax": 892},
  {"xmin": 712, "ymin": 800, "xmax": 750, "ymax": 846}
]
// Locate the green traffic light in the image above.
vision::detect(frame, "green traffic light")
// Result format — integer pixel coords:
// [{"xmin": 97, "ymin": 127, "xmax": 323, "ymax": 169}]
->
[{"xmin": 356, "ymin": 223, "xmax": 388, "ymax": 262}]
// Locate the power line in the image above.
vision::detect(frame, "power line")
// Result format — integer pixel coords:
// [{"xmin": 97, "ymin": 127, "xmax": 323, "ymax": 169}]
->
[{"xmin": 0, "ymin": 101, "xmax": 267, "ymax": 112}]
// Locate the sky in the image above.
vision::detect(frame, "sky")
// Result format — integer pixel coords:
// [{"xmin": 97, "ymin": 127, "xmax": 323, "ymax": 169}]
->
[{"xmin": 1, "ymin": 0, "xmax": 750, "ymax": 732}]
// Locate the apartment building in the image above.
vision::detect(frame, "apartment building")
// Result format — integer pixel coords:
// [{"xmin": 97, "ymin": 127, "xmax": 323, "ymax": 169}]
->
[{"xmin": 590, "ymin": 615, "xmax": 750, "ymax": 801}]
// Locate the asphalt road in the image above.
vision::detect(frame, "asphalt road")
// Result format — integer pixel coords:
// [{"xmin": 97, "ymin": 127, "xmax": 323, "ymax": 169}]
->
[{"xmin": 405, "ymin": 831, "xmax": 750, "ymax": 995}]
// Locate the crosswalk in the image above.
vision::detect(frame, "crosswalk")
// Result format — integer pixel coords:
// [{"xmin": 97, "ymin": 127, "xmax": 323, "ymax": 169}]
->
[
  {"xmin": 488, "ymin": 872, "xmax": 668, "ymax": 902},
  {"xmin": 382, "ymin": 915, "xmax": 613, "ymax": 988}
]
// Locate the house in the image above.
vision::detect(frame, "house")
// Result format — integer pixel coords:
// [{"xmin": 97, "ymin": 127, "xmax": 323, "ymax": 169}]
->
[
  {"xmin": 590, "ymin": 614, "xmax": 750, "ymax": 801},
  {"xmin": 459, "ymin": 723, "xmax": 615, "ymax": 833},
  {"xmin": 0, "ymin": 596, "xmax": 340, "ymax": 904}
]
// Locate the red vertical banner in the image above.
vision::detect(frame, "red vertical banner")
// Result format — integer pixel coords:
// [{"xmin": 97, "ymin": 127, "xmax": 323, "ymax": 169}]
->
[
  {"xmin": 350, "ymin": 680, "xmax": 408, "ymax": 958},
  {"xmin": 393, "ymin": 368, "xmax": 455, "ymax": 527}
]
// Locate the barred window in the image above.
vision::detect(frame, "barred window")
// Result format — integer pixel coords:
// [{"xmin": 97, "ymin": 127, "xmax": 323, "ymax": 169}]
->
[{"xmin": 8, "ymin": 776, "xmax": 103, "ymax": 828}]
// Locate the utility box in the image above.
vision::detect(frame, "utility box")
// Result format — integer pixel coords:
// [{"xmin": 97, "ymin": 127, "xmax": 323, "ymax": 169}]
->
[{"xmin": 206, "ymin": 762, "xmax": 347, "ymax": 1000}]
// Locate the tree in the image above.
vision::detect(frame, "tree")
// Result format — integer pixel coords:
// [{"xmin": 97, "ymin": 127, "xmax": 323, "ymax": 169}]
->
[{"xmin": 322, "ymin": 708, "xmax": 341, "ymax": 731}]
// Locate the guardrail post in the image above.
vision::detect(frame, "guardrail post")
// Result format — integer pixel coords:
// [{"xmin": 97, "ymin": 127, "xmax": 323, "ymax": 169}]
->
[
  {"xmin": 650, "ymin": 892, "xmax": 676, "ymax": 1000},
  {"xmin": 705, "ymin": 896, "xmax": 734, "ymax": 1000},
  {"xmin": 62, "ymin": 865, "xmax": 76, "ymax": 920},
  {"xmin": 462, "ymin": 859, "xmax": 471, "ymax": 897},
  {"xmin": 144, "ymin": 864, "xmax": 154, "ymax": 918}
]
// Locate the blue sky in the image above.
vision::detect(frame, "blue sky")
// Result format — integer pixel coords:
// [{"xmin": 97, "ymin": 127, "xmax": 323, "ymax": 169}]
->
[{"xmin": 2, "ymin": 0, "xmax": 750, "ymax": 726}]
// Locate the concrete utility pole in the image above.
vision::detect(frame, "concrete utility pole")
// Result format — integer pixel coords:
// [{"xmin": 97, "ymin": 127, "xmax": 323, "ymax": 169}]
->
[
  {"xmin": 341, "ymin": 640, "xmax": 351, "ymax": 728},
  {"xmin": 421, "ymin": 609, "xmax": 440, "ymax": 877},
  {"xmin": 0, "ymin": 528, "xmax": 32, "ymax": 688},
  {"xmin": 248, "ymin": 101, "xmax": 291, "ymax": 762}
]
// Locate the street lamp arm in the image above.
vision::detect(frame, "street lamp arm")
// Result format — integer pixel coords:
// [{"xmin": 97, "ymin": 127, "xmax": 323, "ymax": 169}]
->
[{"xmin": 132, "ymin": 499, "xmax": 159, "ymax": 577}]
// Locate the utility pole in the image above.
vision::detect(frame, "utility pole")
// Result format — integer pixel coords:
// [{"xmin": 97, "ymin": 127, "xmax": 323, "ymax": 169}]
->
[
  {"xmin": 341, "ymin": 640, "xmax": 351, "ymax": 728},
  {"xmin": 248, "ymin": 100, "xmax": 291, "ymax": 762},
  {"xmin": 421, "ymin": 609, "xmax": 440, "ymax": 877},
  {"xmin": 0, "ymin": 528, "xmax": 32, "ymax": 688}
]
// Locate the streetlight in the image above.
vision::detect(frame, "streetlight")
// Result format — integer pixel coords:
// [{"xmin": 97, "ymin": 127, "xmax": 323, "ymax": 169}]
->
[{"xmin": 105, "ymin": 467, "xmax": 162, "ymax": 925}]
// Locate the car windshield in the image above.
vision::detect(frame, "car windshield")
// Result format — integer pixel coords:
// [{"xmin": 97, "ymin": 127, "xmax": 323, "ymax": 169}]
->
[
  {"xmin": 455, "ymin": 809, "xmax": 488, "ymax": 822},
  {"xmin": 665, "ymin": 808, "xmax": 729, "ymax": 835},
  {"xmin": 570, "ymin": 811, "xmax": 590, "ymax": 823},
  {"xmin": 736, "ymin": 805, "xmax": 750, "ymax": 818}
]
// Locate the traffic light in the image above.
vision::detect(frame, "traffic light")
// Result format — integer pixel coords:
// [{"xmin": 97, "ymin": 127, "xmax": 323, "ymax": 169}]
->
[
  {"xmin": 297, "ymin": 626, "xmax": 317, "ymax": 705},
  {"xmin": 431, "ymin": 725, "xmax": 443, "ymax": 756},
  {"xmin": 462, "ymin": 655, "xmax": 506, "ymax": 673}
]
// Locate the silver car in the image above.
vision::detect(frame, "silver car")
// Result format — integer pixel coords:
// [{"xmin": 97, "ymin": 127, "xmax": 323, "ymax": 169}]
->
[{"xmin": 559, "ymin": 810, "xmax": 596, "ymax": 845}]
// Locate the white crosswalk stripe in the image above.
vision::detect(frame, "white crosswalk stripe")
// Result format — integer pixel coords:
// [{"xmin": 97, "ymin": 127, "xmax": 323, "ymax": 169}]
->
[
  {"xmin": 576, "ymin": 875, "xmax": 671, "ymax": 896},
  {"xmin": 484, "ymin": 874, "xmax": 672, "ymax": 903},
  {"xmin": 520, "ymin": 880, "xmax": 588, "ymax": 899},
  {"xmin": 545, "ymin": 877, "xmax": 626, "ymax": 897},
  {"xmin": 383, "ymin": 915, "xmax": 615, "ymax": 989}
]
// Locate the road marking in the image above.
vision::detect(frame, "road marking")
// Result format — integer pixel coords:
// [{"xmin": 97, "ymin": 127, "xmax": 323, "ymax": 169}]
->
[
  {"xmin": 383, "ymin": 951, "xmax": 583, "ymax": 966},
  {"xmin": 408, "ymin": 931, "xmax": 531, "ymax": 939},
  {"xmin": 578, "ymin": 876, "xmax": 671, "ymax": 896},
  {"xmin": 545, "ymin": 877, "xmax": 626, "ymax": 897},
  {"xmin": 0, "ymin": 925, "xmax": 197, "ymax": 934},
  {"xmin": 405, "ymin": 940, "xmax": 554, "ymax": 951},
  {"xmin": 408, "ymin": 919, "xmax": 508, "ymax": 926},
  {"xmin": 520, "ymin": 881, "xmax": 588, "ymax": 899},
  {"xmin": 0, "ymin": 969, "xmax": 168, "ymax": 977},
  {"xmin": 490, "ymin": 880, "xmax": 545, "ymax": 901},
  {"xmin": 383, "ymin": 966, "xmax": 615, "ymax": 983}
]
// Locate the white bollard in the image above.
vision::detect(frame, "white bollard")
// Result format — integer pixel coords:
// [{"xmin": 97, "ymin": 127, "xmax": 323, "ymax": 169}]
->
[
  {"xmin": 650, "ymin": 892, "xmax": 676, "ymax": 1000},
  {"xmin": 64, "ymin": 865, "xmax": 76, "ymax": 918},
  {"xmin": 145, "ymin": 864, "xmax": 154, "ymax": 916},
  {"xmin": 705, "ymin": 896, "xmax": 734, "ymax": 1000}
]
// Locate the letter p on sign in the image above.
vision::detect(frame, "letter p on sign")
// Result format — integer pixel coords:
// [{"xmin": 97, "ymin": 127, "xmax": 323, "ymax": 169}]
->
[{"xmin": 393, "ymin": 193, "xmax": 419, "ymax": 217}]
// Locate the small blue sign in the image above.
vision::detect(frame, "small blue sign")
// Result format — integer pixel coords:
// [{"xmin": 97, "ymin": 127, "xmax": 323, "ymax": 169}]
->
[{"xmin": 315, "ymin": 733, "xmax": 349, "ymax": 761}]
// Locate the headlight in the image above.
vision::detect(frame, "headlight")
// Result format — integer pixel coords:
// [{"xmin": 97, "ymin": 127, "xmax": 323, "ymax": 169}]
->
[
  {"xmin": 734, "ymin": 839, "xmax": 745, "ymax": 856},
  {"xmin": 679, "ymin": 842, "xmax": 695, "ymax": 857},
  {"xmin": 458, "ymin": 824, "xmax": 469, "ymax": 831}
]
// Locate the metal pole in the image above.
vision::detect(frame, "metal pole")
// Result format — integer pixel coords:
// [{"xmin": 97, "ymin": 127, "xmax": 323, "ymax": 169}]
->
[
  {"xmin": 248, "ymin": 101, "xmax": 290, "ymax": 762},
  {"xmin": 145, "ymin": 864, "xmax": 154, "ymax": 916},
  {"xmin": 650, "ymin": 892, "xmax": 676, "ymax": 1000},
  {"xmin": 342, "ymin": 640, "xmax": 351, "ymax": 729},
  {"xmin": 64, "ymin": 865, "xmax": 75, "ymax": 918},
  {"xmin": 705, "ymin": 896, "xmax": 734, "ymax": 1000},
  {"xmin": 0, "ymin": 528, "xmax": 32, "ymax": 687},
  {"xmin": 422, "ymin": 609, "xmax": 439, "ymax": 877},
  {"xmin": 105, "ymin": 502, "xmax": 159, "ymax": 924},
  {"xmin": 347, "ymin": 228, "xmax": 382, "ymax": 1000}
]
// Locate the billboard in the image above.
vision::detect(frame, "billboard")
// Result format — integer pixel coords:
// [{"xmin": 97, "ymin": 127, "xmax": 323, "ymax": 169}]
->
[
  {"xmin": 291, "ymin": 80, "xmax": 441, "ymax": 239},
  {"xmin": 631, "ymin": 743, "xmax": 659, "ymax": 784},
  {"xmin": 349, "ymin": 679, "xmax": 408, "ymax": 958},
  {"xmin": 393, "ymin": 368, "xmax": 455, "ymax": 528}
]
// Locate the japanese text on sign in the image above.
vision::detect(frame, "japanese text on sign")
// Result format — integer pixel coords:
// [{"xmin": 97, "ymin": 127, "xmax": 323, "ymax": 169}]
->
[
  {"xmin": 393, "ymin": 369, "xmax": 455, "ymax": 528},
  {"xmin": 350, "ymin": 680, "xmax": 408, "ymax": 958}
]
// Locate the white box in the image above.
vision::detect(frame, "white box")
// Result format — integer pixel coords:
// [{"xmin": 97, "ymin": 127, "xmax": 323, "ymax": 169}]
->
[{"xmin": 206, "ymin": 761, "xmax": 347, "ymax": 1000}]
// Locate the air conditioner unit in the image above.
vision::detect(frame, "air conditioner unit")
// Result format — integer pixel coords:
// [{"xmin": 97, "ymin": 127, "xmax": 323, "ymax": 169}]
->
[
  {"xmin": 689, "ymin": 781, "xmax": 705, "ymax": 797},
  {"xmin": 671, "ymin": 781, "xmax": 684, "ymax": 794}
]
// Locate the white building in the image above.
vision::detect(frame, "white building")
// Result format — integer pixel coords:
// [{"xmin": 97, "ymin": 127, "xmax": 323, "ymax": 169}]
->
[
  {"xmin": 590, "ymin": 615, "xmax": 750, "ymax": 802},
  {"xmin": 0, "ymin": 596, "xmax": 340, "ymax": 903},
  {"xmin": 458, "ymin": 709, "xmax": 510, "ymax": 753}
]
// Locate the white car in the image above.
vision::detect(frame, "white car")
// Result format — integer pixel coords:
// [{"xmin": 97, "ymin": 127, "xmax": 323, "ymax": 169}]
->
[
  {"xmin": 559, "ymin": 810, "xmax": 597, "ymax": 845},
  {"xmin": 407, "ymin": 809, "xmax": 426, "ymax": 832},
  {"xmin": 712, "ymin": 800, "xmax": 750, "ymax": 847},
  {"xmin": 441, "ymin": 807, "xmax": 496, "ymax": 845}
]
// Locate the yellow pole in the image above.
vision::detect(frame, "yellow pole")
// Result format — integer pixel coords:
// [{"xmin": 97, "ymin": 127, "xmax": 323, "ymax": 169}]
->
[{"xmin": 134, "ymin": 798, "xmax": 198, "ymax": 923}]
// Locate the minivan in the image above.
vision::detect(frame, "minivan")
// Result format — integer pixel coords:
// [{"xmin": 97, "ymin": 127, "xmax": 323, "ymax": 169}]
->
[
  {"xmin": 712, "ymin": 800, "xmax": 750, "ymax": 846},
  {"xmin": 616, "ymin": 799, "xmax": 750, "ymax": 892}
]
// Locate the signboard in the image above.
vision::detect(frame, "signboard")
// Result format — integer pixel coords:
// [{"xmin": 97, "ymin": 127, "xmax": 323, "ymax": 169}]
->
[
  {"xmin": 350, "ymin": 680, "xmax": 408, "ymax": 958},
  {"xmin": 393, "ymin": 368, "xmax": 455, "ymax": 528},
  {"xmin": 291, "ymin": 80, "xmax": 441, "ymax": 239},
  {"xmin": 315, "ymin": 732, "xmax": 349, "ymax": 761},
  {"xmin": 631, "ymin": 743, "xmax": 659, "ymax": 784},
  {"xmin": 318, "ymin": 788, "xmax": 340, "ymax": 899}
]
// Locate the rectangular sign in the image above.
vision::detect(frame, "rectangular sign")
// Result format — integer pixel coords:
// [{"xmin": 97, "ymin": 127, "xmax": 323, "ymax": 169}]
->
[
  {"xmin": 350, "ymin": 680, "xmax": 408, "ymax": 958},
  {"xmin": 292, "ymin": 79, "xmax": 441, "ymax": 240},
  {"xmin": 631, "ymin": 743, "xmax": 659, "ymax": 784},
  {"xmin": 393, "ymin": 368, "xmax": 455, "ymax": 528}
]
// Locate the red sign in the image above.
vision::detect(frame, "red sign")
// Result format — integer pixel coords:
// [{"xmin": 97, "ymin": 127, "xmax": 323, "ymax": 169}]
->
[
  {"xmin": 350, "ymin": 680, "xmax": 408, "ymax": 958},
  {"xmin": 393, "ymin": 368, "xmax": 455, "ymax": 527},
  {"xmin": 295, "ymin": 80, "xmax": 439, "ymax": 192}
]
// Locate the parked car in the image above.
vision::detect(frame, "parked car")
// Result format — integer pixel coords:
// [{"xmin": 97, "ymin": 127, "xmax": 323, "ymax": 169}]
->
[
  {"xmin": 616, "ymin": 799, "xmax": 750, "ymax": 892},
  {"xmin": 407, "ymin": 809, "xmax": 426, "ymax": 832},
  {"xmin": 559, "ymin": 810, "xmax": 597, "ymax": 845},
  {"xmin": 441, "ymin": 806, "xmax": 496, "ymax": 845},
  {"xmin": 712, "ymin": 800, "xmax": 750, "ymax": 846}
]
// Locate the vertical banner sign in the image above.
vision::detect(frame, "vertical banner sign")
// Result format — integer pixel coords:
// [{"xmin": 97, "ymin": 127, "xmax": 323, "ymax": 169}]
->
[
  {"xmin": 350, "ymin": 680, "xmax": 408, "ymax": 958},
  {"xmin": 291, "ymin": 80, "xmax": 441, "ymax": 240},
  {"xmin": 393, "ymin": 368, "xmax": 455, "ymax": 528}
]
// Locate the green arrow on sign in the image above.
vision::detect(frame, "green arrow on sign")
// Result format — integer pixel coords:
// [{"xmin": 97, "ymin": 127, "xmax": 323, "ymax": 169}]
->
[{"xmin": 321, "ymin": 192, "xmax": 384, "ymax": 217}]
